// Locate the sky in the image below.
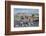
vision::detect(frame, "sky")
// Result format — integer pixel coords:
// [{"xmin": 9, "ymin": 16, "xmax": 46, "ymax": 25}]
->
[{"xmin": 14, "ymin": 8, "xmax": 39, "ymax": 15}]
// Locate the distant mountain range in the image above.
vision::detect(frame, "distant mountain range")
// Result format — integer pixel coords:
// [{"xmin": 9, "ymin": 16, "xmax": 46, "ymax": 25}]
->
[
  {"xmin": 15, "ymin": 12, "xmax": 39, "ymax": 15},
  {"xmin": 14, "ymin": 13, "xmax": 39, "ymax": 17}
]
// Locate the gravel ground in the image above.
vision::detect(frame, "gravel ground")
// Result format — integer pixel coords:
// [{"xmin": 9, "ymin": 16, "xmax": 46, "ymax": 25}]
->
[{"xmin": 14, "ymin": 20, "xmax": 39, "ymax": 27}]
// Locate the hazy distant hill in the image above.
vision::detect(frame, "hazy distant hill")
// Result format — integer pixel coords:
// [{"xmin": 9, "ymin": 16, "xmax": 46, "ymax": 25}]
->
[{"xmin": 14, "ymin": 12, "xmax": 39, "ymax": 17}]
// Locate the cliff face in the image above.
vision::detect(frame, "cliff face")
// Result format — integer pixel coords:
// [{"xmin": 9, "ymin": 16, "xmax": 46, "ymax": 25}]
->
[
  {"xmin": 14, "ymin": 13, "xmax": 39, "ymax": 23},
  {"xmin": 14, "ymin": 13, "xmax": 39, "ymax": 27}
]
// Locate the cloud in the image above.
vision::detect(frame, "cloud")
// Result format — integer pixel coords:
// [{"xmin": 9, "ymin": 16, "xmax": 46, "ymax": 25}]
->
[{"xmin": 14, "ymin": 8, "xmax": 39, "ymax": 15}]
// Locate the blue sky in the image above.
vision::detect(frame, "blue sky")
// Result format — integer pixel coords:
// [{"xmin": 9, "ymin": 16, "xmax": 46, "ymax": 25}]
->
[{"xmin": 14, "ymin": 8, "xmax": 39, "ymax": 15}]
